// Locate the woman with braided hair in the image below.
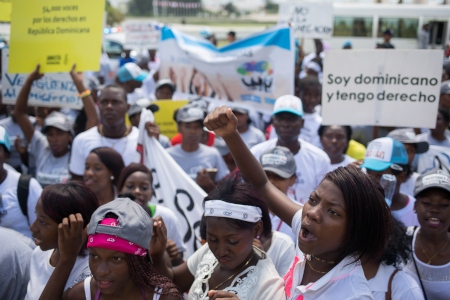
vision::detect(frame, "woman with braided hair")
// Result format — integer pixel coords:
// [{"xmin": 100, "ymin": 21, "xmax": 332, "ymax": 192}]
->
[{"xmin": 64, "ymin": 198, "xmax": 182, "ymax": 300}]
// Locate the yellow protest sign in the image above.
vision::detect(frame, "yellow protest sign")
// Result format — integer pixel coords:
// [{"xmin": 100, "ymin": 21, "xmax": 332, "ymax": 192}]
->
[
  {"xmin": 0, "ymin": 0, "xmax": 12, "ymax": 22},
  {"xmin": 8, "ymin": 0, "xmax": 105, "ymax": 73},
  {"xmin": 153, "ymin": 100, "xmax": 189, "ymax": 138}
]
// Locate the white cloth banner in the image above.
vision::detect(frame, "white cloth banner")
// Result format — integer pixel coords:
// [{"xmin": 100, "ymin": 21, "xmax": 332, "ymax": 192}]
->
[
  {"xmin": 1, "ymin": 49, "xmax": 81, "ymax": 109},
  {"xmin": 322, "ymin": 49, "xmax": 442, "ymax": 128},
  {"xmin": 278, "ymin": 2, "xmax": 333, "ymax": 39},
  {"xmin": 137, "ymin": 109, "xmax": 206, "ymax": 258},
  {"xmin": 159, "ymin": 25, "xmax": 294, "ymax": 114}
]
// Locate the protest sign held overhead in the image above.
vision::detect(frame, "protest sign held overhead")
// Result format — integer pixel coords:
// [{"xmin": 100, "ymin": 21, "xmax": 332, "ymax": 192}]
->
[
  {"xmin": 158, "ymin": 25, "xmax": 294, "ymax": 114},
  {"xmin": 153, "ymin": 100, "xmax": 189, "ymax": 139},
  {"xmin": 8, "ymin": 0, "xmax": 105, "ymax": 73},
  {"xmin": 123, "ymin": 20, "xmax": 161, "ymax": 50},
  {"xmin": 137, "ymin": 109, "xmax": 206, "ymax": 258},
  {"xmin": 1, "ymin": 49, "xmax": 81, "ymax": 109},
  {"xmin": 0, "ymin": 0, "xmax": 12, "ymax": 22},
  {"xmin": 322, "ymin": 49, "xmax": 442, "ymax": 128},
  {"xmin": 278, "ymin": 2, "xmax": 333, "ymax": 39}
]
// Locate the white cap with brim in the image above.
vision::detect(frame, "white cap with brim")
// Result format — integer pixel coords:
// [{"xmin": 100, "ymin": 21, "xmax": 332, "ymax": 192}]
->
[
  {"xmin": 42, "ymin": 112, "xmax": 73, "ymax": 135},
  {"xmin": 272, "ymin": 95, "xmax": 303, "ymax": 117},
  {"xmin": 387, "ymin": 128, "xmax": 429, "ymax": 154}
]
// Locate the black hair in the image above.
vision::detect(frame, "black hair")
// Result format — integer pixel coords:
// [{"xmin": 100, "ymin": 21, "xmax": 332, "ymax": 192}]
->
[
  {"xmin": 42, "ymin": 182, "xmax": 99, "ymax": 256},
  {"xmin": 318, "ymin": 125, "xmax": 352, "ymax": 140},
  {"xmin": 298, "ymin": 75, "xmax": 322, "ymax": 95},
  {"xmin": 325, "ymin": 167, "xmax": 391, "ymax": 264},
  {"xmin": 99, "ymin": 84, "xmax": 127, "ymax": 103},
  {"xmin": 228, "ymin": 31, "xmax": 236, "ymax": 37},
  {"xmin": 204, "ymin": 174, "xmax": 272, "ymax": 236},
  {"xmin": 379, "ymin": 218, "xmax": 412, "ymax": 267},
  {"xmin": 89, "ymin": 147, "xmax": 125, "ymax": 186}
]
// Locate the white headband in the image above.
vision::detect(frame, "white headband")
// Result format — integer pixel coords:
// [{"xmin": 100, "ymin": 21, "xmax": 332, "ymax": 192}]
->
[{"xmin": 204, "ymin": 200, "xmax": 262, "ymax": 223}]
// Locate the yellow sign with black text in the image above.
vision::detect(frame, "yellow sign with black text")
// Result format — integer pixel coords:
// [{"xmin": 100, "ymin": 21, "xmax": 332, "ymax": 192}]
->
[
  {"xmin": 8, "ymin": 0, "xmax": 105, "ymax": 73},
  {"xmin": 153, "ymin": 100, "xmax": 189, "ymax": 139},
  {"xmin": 0, "ymin": 0, "xmax": 12, "ymax": 22}
]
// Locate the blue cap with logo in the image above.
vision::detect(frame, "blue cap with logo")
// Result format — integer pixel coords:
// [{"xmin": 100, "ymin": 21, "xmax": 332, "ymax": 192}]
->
[
  {"xmin": 117, "ymin": 63, "xmax": 149, "ymax": 83},
  {"xmin": 362, "ymin": 137, "xmax": 408, "ymax": 171}
]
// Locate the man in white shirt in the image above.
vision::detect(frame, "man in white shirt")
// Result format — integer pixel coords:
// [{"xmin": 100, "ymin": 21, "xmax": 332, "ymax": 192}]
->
[
  {"xmin": 69, "ymin": 85, "xmax": 159, "ymax": 180},
  {"xmin": 251, "ymin": 95, "xmax": 330, "ymax": 204}
]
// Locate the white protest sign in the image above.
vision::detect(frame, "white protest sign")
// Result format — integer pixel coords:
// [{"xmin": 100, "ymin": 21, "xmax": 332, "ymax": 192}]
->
[
  {"xmin": 322, "ymin": 50, "xmax": 442, "ymax": 128},
  {"xmin": 278, "ymin": 2, "xmax": 333, "ymax": 39},
  {"xmin": 1, "ymin": 49, "xmax": 81, "ymax": 109},
  {"xmin": 123, "ymin": 20, "xmax": 160, "ymax": 49}
]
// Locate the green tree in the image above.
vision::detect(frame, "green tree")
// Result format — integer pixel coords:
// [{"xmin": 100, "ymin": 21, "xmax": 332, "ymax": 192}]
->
[
  {"xmin": 105, "ymin": 0, "xmax": 125, "ymax": 26},
  {"xmin": 264, "ymin": 0, "xmax": 278, "ymax": 14}
]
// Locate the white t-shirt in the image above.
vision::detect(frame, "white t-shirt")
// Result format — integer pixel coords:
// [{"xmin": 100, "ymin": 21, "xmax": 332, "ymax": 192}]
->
[
  {"xmin": 166, "ymin": 144, "xmax": 229, "ymax": 182},
  {"xmin": 251, "ymin": 139, "xmax": 330, "ymax": 204},
  {"xmin": 400, "ymin": 172, "xmax": 419, "ymax": 197},
  {"xmin": 69, "ymin": 126, "xmax": 140, "ymax": 176},
  {"xmin": 267, "ymin": 231, "xmax": 295, "ymax": 277},
  {"xmin": 417, "ymin": 132, "xmax": 450, "ymax": 148},
  {"xmin": 300, "ymin": 112, "xmax": 322, "ymax": 148},
  {"xmin": 29, "ymin": 130, "xmax": 71, "ymax": 187},
  {"xmin": 329, "ymin": 155, "xmax": 356, "ymax": 172},
  {"xmin": 391, "ymin": 195, "xmax": 419, "ymax": 227},
  {"xmin": 284, "ymin": 209, "xmax": 373, "ymax": 300},
  {"xmin": 187, "ymin": 244, "xmax": 285, "ymax": 300},
  {"xmin": 150, "ymin": 204, "xmax": 187, "ymax": 253},
  {"xmin": 368, "ymin": 263, "xmax": 424, "ymax": 300},
  {"xmin": 0, "ymin": 168, "xmax": 42, "ymax": 238},
  {"xmin": 25, "ymin": 247, "xmax": 90, "ymax": 300},
  {"xmin": 271, "ymin": 213, "xmax": 296, "ymax": 242},
  {"xmin": 405, "ymin": 227, "xmax": 450, "ymax": 300},
  {"xmin": 240, "ymin": 126, "xmax": 266, "ymax": 149}
]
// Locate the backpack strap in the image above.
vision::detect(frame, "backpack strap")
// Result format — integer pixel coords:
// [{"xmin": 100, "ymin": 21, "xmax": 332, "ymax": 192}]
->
[
  {"xmin": 385, "ymin": 268, "xmax": 400, "ymax": 300},
  {"xmin": 17, "ymin": 174, "xmax": 32, "ymax": 224}
]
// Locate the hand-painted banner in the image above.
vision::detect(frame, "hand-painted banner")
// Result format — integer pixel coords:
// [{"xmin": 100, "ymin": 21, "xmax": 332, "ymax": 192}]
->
[
  {"xmin": 278, "ymin": 2, "xmax": 333, "ymax": 39},
  {"xmin": 159, "ymin": 25, "xmax": 294, "ymax": 114},
  {"xmin": 123, "ymin": 20, "xmax": 161, "ymax": 50},
  {"xmin": 137, "ymin": 109, "xmax": 206, "ymax": 258},
  {"xmin": 1, "ymin": 49, "xmax": 82, "ymax": 109}
]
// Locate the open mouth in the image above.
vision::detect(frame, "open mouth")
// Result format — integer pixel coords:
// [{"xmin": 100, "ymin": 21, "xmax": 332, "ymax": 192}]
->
[
  {"xmin": 426, "ymin": 217, "xmax": 441, "ymax": 227},
  {"xmin": 97, "ymin": 279, "xmax": 113, "ymax": 289},
  {"xmin": 300, "ymin": 226, "xmax": 317, "ymax": 241}
]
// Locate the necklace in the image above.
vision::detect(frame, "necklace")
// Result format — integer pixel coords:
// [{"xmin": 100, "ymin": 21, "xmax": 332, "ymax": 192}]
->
[
  {"xmin": 307, "ymin": 254, "xmax": 335, "ymax": 265},
  {"xmin": 306, "ymin": 258, "xmax": 329, "ymax": 274},
  {"xmin": 98, "ymin": 124, "xmax": 131, "ymax": 138},
  {"xmin": 417, "ymin": 230, "xmax": 450, "ymax": 264},
  {"xmin": 211, "ymin": 252, "xmax": 254, "ymax": 290}
]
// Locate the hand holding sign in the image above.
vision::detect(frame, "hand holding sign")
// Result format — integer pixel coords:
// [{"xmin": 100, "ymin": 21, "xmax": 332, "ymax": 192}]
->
[{"xmin": 28, "ymin": 64, "xmax": 45, "ymax": 81}]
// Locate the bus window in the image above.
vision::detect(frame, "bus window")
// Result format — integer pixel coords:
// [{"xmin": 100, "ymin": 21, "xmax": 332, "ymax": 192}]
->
[
  {"xmin": 333, "ymin": 17, "xmax": 373, "ymax": 37},
  {"xmin": 377, "ymin": 18, "xmax": 418, "ymax": 38}
]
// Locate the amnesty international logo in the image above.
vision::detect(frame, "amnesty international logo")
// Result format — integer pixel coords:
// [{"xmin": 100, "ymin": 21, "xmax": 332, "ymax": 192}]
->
[{"xmin": 237, "ymin": 61, "xmax": 273, "ymax": 93}]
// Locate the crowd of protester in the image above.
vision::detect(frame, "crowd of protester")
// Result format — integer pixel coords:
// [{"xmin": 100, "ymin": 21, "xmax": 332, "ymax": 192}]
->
[{"xmin": 0, "ymin": 25, "xmax": 449, "ymax": 300}]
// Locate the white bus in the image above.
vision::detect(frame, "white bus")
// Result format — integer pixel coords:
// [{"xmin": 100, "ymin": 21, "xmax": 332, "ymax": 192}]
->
[{"xmin": 314, "ymin": 3, "xmax": 450, "ymax": 51}]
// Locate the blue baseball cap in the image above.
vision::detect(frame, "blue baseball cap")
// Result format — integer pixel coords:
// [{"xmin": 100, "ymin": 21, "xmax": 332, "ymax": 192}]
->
[
  {"xmin": 0, "ymin": 126, "xmax": 11, "ymax": 153},
  {"xmin": 272, "ymin": 95, "xmax": 303, "ymax": 117},
  {"xmin": 362, "ymin": 137, "xmax": 408, "ymax": 172},
  {"xmin": 117, "ymin": 63, "xmax": 149, "ymax": 83}
]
